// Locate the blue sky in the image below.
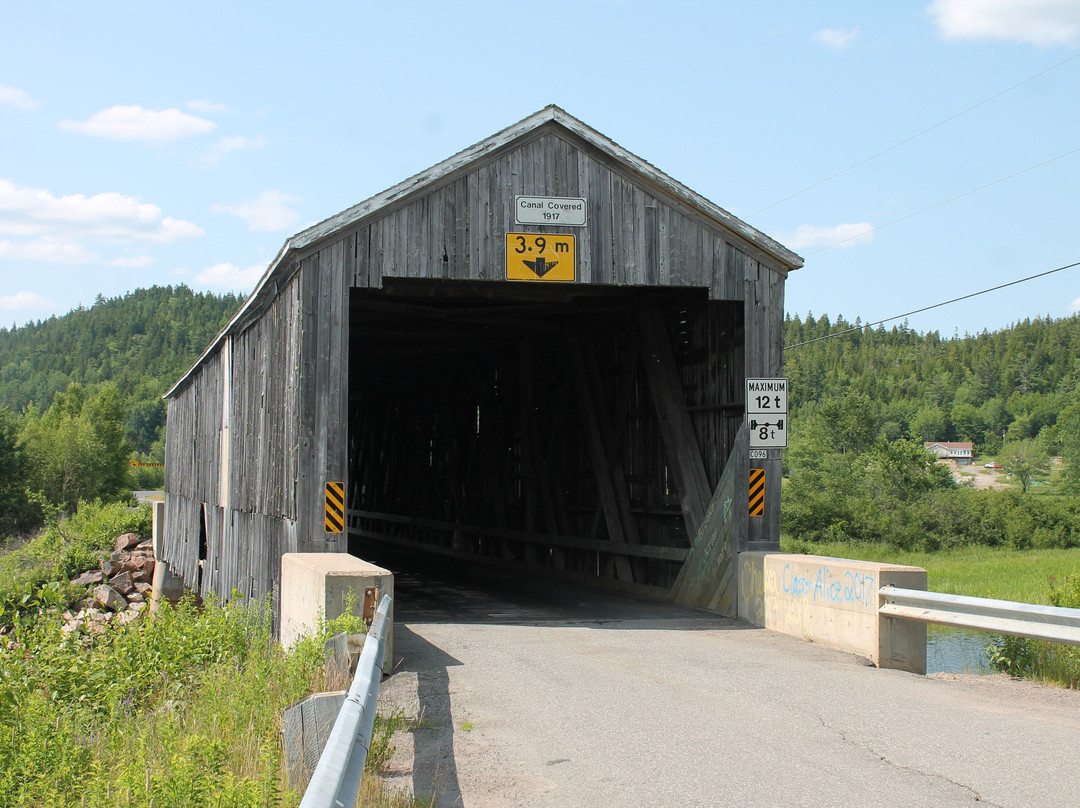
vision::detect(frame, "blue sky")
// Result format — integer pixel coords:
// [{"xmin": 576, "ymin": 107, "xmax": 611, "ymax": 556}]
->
[{"xmin": 2, "ymin": 0, "xmax": 1078, "ymax": 337}]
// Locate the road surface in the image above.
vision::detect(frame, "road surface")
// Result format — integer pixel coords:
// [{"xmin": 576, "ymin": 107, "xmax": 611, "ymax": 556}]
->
[{"xmin": 373, "ymin": 558, "xmax": 1080, "ymax": 808}]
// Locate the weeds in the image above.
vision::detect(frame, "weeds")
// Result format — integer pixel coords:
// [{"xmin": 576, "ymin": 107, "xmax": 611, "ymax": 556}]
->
[
  {"xmin": 0, "ymin": 500, "xmax": 151, "ymax": 630},
  {"xmin": 0, "ymin": 506, "xmax": 421, "ymax": 807},
  {"xmin": 986, "ymin": 574, "xmax": 1080, "ymax": 689}
]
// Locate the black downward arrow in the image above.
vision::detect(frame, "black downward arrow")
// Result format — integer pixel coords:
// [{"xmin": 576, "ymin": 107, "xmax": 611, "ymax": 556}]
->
[{"xmin": 523, "ymin": 256, "xmax": 558, "ymax": 277}]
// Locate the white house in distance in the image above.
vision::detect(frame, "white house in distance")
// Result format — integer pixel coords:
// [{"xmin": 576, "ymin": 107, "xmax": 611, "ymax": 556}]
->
[{"xmin": 925, "ymin": 441, "xmax": 973, "ymax": 465}]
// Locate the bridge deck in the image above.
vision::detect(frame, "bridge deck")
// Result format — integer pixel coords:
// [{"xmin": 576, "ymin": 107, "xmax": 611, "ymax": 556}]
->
[{"xmin": 375, "ymin": 559, "xmax": 1080, "ymax": 807}]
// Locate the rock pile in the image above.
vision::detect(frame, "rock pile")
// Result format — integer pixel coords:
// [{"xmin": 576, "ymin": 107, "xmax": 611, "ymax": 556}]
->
[{"xmin": 63, "ymin": 532, "xmax": 157, "ymax": 637}]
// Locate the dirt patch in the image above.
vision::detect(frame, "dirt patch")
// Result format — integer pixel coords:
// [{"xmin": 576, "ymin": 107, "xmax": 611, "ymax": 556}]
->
[{"xmin": 944, "ymin": 460, "xmax": 1011, "ymax": 491}]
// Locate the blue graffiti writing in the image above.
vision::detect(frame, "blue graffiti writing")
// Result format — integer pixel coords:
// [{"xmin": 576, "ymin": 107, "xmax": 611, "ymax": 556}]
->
[
  {"xmin": 782, "ymin": 563, "xmax": 815, "ymax": 597},
  {"xmin": 782, "ymin": 563, "xmax": 876, "ymax": 609}
]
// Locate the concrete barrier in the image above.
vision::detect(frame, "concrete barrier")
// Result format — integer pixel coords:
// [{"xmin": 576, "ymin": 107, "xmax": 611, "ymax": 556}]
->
[
  {"xmin": 280, "ymin": 553, "xmax": 394, "ymax": 673},
  {"xmin": 738, "ymin": 552, "xmax": 927, "ymax": 674}
]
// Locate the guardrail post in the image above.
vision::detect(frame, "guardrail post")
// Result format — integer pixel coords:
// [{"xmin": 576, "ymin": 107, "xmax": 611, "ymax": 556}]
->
[{"xmin": 298, "ymin": 594, "xmax": 392, "ymax": 808}]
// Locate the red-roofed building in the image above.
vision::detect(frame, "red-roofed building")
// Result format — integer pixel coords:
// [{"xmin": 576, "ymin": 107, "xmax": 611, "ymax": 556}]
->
[{"xmin": 925, "ymin": 442, "xmax": 974, "ymax": 465}]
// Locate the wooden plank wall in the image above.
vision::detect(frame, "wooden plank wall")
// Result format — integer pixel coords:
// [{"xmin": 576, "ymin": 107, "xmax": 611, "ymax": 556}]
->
[
  {"xmin": 164, "ymin": 122, "xmax": 790, "ymax": 606},
  {"xmin": 230, "ymin": 274, "xmax": 301, "ymax": 522},
  {"xmin": 295, "ymin": 238, "xmax": 350, "ymax": 553},
  {"xmin": 164, "ymin": 273, "xmax": 306, "ymax": 602},
  {"xmin": 163, "ymin": 348, "xmax": 222, "ymax": 588},
  {"xmin": 743, "ymin": 258, "xmax": 786, "ymax": 548},
  {"xmin": 338, "ymin": 130, "xmax": 771, "ymax": 294}
]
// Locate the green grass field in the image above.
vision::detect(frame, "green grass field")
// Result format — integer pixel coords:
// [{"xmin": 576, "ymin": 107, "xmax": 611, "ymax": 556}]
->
[{"xmin": 780, "ymin": 539, "xmax": 1080, "ymax": 604}]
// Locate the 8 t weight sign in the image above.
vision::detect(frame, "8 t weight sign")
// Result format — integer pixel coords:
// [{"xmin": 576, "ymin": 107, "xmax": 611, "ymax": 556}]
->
[{"xmin": 746, "ymin": 378, "xmax": 788, "ymax": 449}]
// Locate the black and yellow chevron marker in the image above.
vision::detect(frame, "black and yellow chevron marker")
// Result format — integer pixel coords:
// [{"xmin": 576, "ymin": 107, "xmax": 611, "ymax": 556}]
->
[
  {"xmin": 749, "ymin": 469, "xmax": 765, "ymax": 517},
  {"xmin": 325, "ymin": 481, "xmax": 345, "ymax": 533}
]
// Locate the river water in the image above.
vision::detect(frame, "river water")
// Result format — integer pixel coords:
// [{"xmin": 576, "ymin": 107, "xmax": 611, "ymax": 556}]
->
[{"xmin": 926, "ymin": 625, "xmax": 995, "ymax": 674}]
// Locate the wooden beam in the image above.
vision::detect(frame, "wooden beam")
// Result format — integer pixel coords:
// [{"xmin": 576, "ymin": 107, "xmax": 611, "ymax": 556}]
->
[
  {"xmin": 669, "ymin": 424, "xmax": 748, "ymax": 615},
  {"xmin": 350, "ymin": 526, "xmax": 684, "ymax": 591},
  {"xmin": 349, "ymin": 511, "xmax": 688, "ymax": 561},
  {"xmin": 638, "ymin": 309, "xmax": 712, "ymax": 538},
  {"xmin": 582, "ymin": 331, "xmax": 646, "ymax": 579},
  {"xmin": 568, "ymin": 333, "xmax": 636, "ymax": 582}
]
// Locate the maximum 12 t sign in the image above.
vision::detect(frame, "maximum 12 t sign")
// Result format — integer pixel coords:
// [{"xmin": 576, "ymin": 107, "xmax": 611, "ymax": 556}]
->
[{"xmin": 746, "ymin": 377, "xmax": 788, "ymax": 449}]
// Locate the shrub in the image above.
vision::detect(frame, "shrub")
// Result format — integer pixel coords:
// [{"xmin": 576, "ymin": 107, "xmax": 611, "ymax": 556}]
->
[{"xmin": 987, "ymin": 572, "xmax": 1080, "ymax": 689}]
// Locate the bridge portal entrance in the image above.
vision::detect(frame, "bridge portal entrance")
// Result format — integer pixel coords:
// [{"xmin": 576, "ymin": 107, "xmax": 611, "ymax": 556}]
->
[
  {"xmin": 347, "ymin": 280, "xmax": 743, "ymax": 603},
  {"xmin": 162, "ymin": 107, "xmax": 799, "ymax": 617}
]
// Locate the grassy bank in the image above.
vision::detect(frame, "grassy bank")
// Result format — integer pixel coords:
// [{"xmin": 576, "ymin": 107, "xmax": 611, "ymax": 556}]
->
[{"xmin": 0, "ymin": 504, "xmax": 421, "ymax": 808}]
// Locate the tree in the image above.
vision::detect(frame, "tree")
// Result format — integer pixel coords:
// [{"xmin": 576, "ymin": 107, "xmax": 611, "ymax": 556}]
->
[
  {"xmin": 818, "ymin": 391, "xmax": 878, "ymax": 454},
  {"xmin": 1057, "ymin": 402, "xmax": 1080, "ymax": 495},
  {"xmin": 0, "ymin": 407, "xmax": 42, "ymax": 532},
  {"xmin": 867, "ymin": 439, "xmax": 956, "ymax": 501},
  {"xmin": 949, "ymin": 402, "xmax": 983, "ymax": 443},
  {"xmin": 1001, "ymin": 440, "xmax": 1050, "ymax": 494},
  {"xmin": 910, "ymin": 405, "xmax": 946, "ymax": 443},
  {"xmin": 126, "ymin": 397, "xmax": 166, "ymax": 455},
  {"xmin": 19, "ymin": 383, "xmax": 132, "ymax": 512}
]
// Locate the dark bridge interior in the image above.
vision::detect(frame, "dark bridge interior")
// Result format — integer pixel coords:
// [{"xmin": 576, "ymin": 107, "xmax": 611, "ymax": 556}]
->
[{"xmin": 346, "ymin": 279, "xmax": 744, "ymax": 596}]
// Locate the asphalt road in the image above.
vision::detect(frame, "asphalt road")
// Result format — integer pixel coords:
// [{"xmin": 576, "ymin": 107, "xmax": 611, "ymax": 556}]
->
[{"xmin": 373, "ymin": 558, "xmax": 1080, "ymax": 808}]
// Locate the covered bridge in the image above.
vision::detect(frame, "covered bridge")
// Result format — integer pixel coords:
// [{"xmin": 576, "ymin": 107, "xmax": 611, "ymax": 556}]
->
[{"xmin": 162, "ymin": 106, "xmax": 802, "ymax": 618}]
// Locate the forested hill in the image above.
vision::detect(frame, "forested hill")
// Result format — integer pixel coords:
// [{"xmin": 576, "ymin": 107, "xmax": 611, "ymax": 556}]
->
[
  {"xmin": 2, "ymin": 291, "xmax": 1078, "ymax": 460},
  {"xmin": 783, "ymin": 312, "xmax": 1080, "ymax": 455},
  {"xmin": 0, "ymin": 286, "xmax": 242, "ymax": 453}
]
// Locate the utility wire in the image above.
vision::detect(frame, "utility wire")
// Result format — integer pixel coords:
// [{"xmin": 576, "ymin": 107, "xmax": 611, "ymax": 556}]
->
[
  {"xmin": 804, "ymin": 145, "xmax": 1080, "ymax": 255},
  {"xmin": 786, "ymin": 259, "xmax": 1080, "ymax": 349},
  {"xmin": 750, "ymin": 51, "xmax": 1080, "ymax": 217}
]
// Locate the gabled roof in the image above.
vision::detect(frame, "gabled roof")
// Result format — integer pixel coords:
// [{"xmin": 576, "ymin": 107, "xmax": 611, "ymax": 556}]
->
[
  {"xmin": 293, "ymin": 104, "xmax": 803, "ymax": 267},
  {"xmin": 167, "ymin": 105, "xmax": 802, "ymax": 398}
]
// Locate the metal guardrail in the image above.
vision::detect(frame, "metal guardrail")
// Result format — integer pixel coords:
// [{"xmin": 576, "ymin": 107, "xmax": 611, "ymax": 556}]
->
[
  {"xmin": 299, "ymin": 594, "xmax": 393, "ymax": 808},
  {"xmin": 879, "ymin": 586, "xmax": 1080, "ymax": 646}
]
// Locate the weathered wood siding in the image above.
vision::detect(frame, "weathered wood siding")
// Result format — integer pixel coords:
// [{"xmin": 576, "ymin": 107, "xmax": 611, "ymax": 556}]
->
[
  {"xmin": 295, "ymin": 238, "xmax": 350, "ymax": 552},
  {"xmin": 164, "ymin": 272, "xmax": 306, "ymax": 601},
  {"xmin": 328, "ymin": 130, "xmax": 784, "ymax": 294},
  {"xmin": 164, "ymin": 111, "xmax": 795, "ymax": 615},
  {"xmin": 304, "ymin": 124, "xmax": 787, "ymax": 557},
  {"xmin": 743, "ymin": 257, "xmax": 786, "ymax": 547},
  {"xmin": 164, "ymin": 348, "xmax": 222, "ymax": 588}
]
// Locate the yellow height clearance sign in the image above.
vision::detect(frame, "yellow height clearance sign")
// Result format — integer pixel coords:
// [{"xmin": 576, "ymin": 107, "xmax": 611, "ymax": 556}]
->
[{"xmin": 505, "ymin": 233, "xmax": 575, "ymax": 282}]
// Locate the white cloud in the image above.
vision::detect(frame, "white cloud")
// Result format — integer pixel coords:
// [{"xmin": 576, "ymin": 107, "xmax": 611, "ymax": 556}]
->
[
  {"xmin": 199, "ymin": 134, "xmax": 265, "ymax": 167},
  {"xmin": 195, "ymin": 262, "xmax": 265, "ymax": 290},
  {"xmin": 814, "ymin": 27, "xmax": 860, "ymax": 50},
  {"xmin": 0, "ymin": 291, "xmax": 51, "ymax": 311},
  {"xmin": 778, "ymin": 222, "xmax": 875, "ymax": 249},
  {"xmin": 929, "ymin": 0, "xmax": 1080, "ymax": 46},
  {"xmin": 0, "ymin": 179, "xmax": 205, "ymax": 244},
  {"xmin": 0, "ymin": 238, "xmax": 95, "ymax": 263},
  {"xmin": 59, "ymin": 105, "xmax": 216, "ymax": 141},
  {"xmin": 108, "ymin": 255, "xmax": 154, "ymax": 268},
  {"xmin": 187, "ymin": 99, "xmax": 229, "ymax": 114},
  {"xmin": 1071, "ymin": 296, "xmax": 1080, "ymax": 313},
  {"xmin": 0, "ymin": 83, "xmax": 40, "ymax": 110},
  {"xmin": 212, "ymin": 190, "xmax": 301, "ymax": 233}
]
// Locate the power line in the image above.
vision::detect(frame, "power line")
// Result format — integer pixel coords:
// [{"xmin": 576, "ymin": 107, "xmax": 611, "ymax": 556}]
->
[
  {"xmin": 750, "ymin": 51, "xmax": 1080, "ymax": 217},
  {"xmin": 786, "ymin": 259, "xmax": 1080, "ymax": 349},
  {"xmin": 805, "ymin": 144, "xmax": 1080, "ymax": 255}
]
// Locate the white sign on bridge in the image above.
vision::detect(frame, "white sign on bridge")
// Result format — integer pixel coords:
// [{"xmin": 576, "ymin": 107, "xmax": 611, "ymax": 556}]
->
[
  {"xmin": 515, "ymin": 196, "xmax": 588, "ymax": 226},
  {"xmin": 746, "ymin": 377, "xmax": 788, "ymax": 449}
]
